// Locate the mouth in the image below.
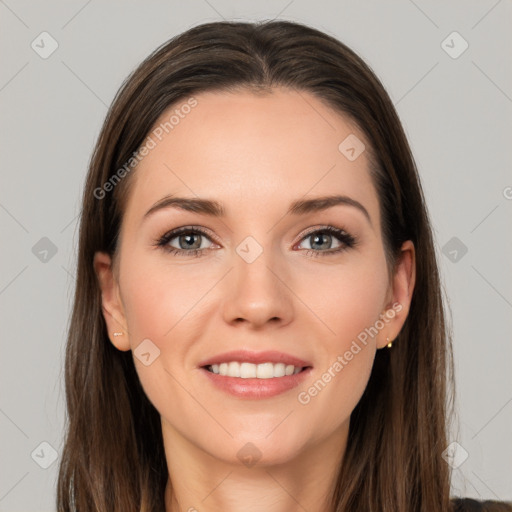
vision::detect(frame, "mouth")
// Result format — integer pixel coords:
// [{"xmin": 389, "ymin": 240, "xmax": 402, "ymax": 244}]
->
[
  {"xmin": 199, "ymin": 363, "xmax": 313, "ymax": 399},
  {"xmin": 197, "ymin": 350, "xmax": 313, "ymax": 398},
  {"xmin": 202, "ymin": 362, "xmax": 311, "ymax": 379}
]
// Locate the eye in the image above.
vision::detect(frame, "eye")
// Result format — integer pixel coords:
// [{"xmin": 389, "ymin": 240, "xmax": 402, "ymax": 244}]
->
[
  {"xmin": 295, "ymin": 226, "xmax": 358, "ymax": 257},
  {"xmin": 155, "ymin": 226, "xmax": 217, "ymax": 258}
]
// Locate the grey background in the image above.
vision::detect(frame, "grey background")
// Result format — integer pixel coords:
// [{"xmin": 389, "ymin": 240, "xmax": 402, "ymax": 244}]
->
[{"xmin": 1, "ymin": 1, "xmax": 511, "ymax": 510}]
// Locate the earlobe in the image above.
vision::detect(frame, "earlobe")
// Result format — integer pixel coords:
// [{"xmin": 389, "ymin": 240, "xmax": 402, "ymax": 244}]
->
[
  {"xmin": 378, "ymin": 240, "xmax": 416, "ymax": 349},
  {"xmin": 93, "ymin": 251, "xmax": 131, "ymax": 352}
]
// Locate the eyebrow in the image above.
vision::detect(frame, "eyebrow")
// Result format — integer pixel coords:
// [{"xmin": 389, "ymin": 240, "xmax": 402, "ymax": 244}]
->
[{"xmin": 143, "ymin": 194, "xmax": 372, "ymax": 227}]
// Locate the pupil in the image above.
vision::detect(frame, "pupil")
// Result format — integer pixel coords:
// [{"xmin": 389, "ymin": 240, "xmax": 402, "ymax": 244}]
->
[
  {"xmin": 180, "ymin": 233, "xmax": 200, "ymax": 250},
  {"xmin": 311, "ymin": 233, "xmax": 331, "ymax": 250}
]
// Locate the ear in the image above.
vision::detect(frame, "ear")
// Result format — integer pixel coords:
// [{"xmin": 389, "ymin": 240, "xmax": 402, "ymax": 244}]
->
[
  {"xmin": 377, "ymin": 240, "xmax": 416, "ymax": 349},
  {"xmin": 93, "ymin": 251, "xmax": 131, "ymax": 351}
]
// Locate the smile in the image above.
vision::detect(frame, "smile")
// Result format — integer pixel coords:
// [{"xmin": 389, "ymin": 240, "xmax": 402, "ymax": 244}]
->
[
  {"xmin": 205, "ymin": 361, "xmax": 304, "ymax": 378},
  {"xmin": 200, "ymin": 365, "xmax": 313, "ymax": 399}
]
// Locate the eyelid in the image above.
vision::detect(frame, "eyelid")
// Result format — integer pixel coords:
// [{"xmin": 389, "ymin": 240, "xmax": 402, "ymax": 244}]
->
[
  {"xmin": 165, "ymin": 225, "xmax": 220, "ymax": 244},
  {"xmin": 297, "ymin": 224, "xmax": 348, "ymax": 240}
]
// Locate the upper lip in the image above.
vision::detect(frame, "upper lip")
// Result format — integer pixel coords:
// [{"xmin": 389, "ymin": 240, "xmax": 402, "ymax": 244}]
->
[{"xmin": 198, "ymin": 350, "xmax": 312, "ymax": 368}]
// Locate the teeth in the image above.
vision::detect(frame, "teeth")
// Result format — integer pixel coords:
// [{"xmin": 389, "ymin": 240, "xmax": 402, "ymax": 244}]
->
[{"xmin": 208, "ymin": 362, "xmax": 303, "ymax": 378}]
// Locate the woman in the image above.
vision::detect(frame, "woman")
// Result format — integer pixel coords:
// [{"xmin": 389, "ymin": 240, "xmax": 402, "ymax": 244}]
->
[{"xmin": 56, "ymin": 20, "xmax": 511, "ymax": 512}]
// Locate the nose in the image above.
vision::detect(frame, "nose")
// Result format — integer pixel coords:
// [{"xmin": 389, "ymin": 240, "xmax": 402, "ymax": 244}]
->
[{"xmin": 221, "ymin": 247, "xmax": 294, "ymax": 330}]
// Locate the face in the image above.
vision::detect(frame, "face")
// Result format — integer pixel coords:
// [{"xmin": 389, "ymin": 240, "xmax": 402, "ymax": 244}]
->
[{"xmin": 95, "ymin": 87, "xmax": 415, "ymax": 468}]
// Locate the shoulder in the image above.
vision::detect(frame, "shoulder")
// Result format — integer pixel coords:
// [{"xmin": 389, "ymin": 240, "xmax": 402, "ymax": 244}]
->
[{"xmin": 451, "ymin": 498, "xmax": 512, "ymax": 511}]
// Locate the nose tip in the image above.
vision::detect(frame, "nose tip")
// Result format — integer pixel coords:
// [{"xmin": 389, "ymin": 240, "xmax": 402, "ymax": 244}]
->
[{"xmin": 222, "ymin": 254, "xmax": 294, "ymax": 329}]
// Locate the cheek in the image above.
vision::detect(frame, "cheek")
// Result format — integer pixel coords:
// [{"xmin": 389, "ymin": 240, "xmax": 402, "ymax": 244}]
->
[
  {"xmin": 117, "ymin": 255, "xmax": 217, "ymax": 421},
  {"xmin": 293, "ymin": 250, "xmax": 389, "ymax": 344},
  {"xmin": 119, "ymin": 254, "xmax": 218, "ymax": 345},
  {"xmin": 291, "ymin": 255, "xmax": 388, "ymax": 426},
  {"xmin": 295, "ymin": 282, "xmax": 382, "ymax": 438}
]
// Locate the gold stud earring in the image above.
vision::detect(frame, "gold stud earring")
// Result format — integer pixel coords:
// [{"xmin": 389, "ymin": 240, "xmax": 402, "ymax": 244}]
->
[
  {"xmin": 113, "ymin": 332, "xmax": 123, "ymax": 337},
  {"xmin": 386, "ymin": 336, "xmax": 394, "ymax": 348}
]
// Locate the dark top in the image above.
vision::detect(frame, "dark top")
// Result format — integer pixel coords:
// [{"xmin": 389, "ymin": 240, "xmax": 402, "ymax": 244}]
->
[{"xmin": 452, "ymin": 498, "xmax": 512, "ymax": 511}]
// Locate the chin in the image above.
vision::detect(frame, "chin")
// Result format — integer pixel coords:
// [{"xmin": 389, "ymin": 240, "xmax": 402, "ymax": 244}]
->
[{"xmin": 198, "ymin": 432, "xmax": 306, "ymax": 468}]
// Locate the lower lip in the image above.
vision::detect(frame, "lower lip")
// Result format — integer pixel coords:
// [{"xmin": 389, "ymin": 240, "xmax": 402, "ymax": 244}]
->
[{"xmin": 200, "ymin": 367, "xmax": 313, "ymax": 399}]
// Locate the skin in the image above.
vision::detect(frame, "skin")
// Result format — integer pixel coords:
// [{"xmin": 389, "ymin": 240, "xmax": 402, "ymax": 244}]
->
[{"xmin": 94, "ymin": 88, "xmax": 416, "ymax": 512}]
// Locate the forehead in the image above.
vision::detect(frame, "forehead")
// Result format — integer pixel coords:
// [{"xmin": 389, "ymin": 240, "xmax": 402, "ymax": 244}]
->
[{"xmin": 122, "ymin": 87, "xmax": 379, "ymax": 227}]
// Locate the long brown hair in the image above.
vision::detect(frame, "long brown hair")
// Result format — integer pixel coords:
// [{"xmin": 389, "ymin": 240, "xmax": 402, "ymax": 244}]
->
[{"xmin": 58, "ymin": 19, "xmax": 466, "ymax": 512}]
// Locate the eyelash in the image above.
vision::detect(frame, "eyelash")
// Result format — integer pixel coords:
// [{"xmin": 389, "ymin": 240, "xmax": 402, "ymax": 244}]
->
[{"xmin": 154, "ymin": 224, "xmax": 358, "ymax": 259}]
